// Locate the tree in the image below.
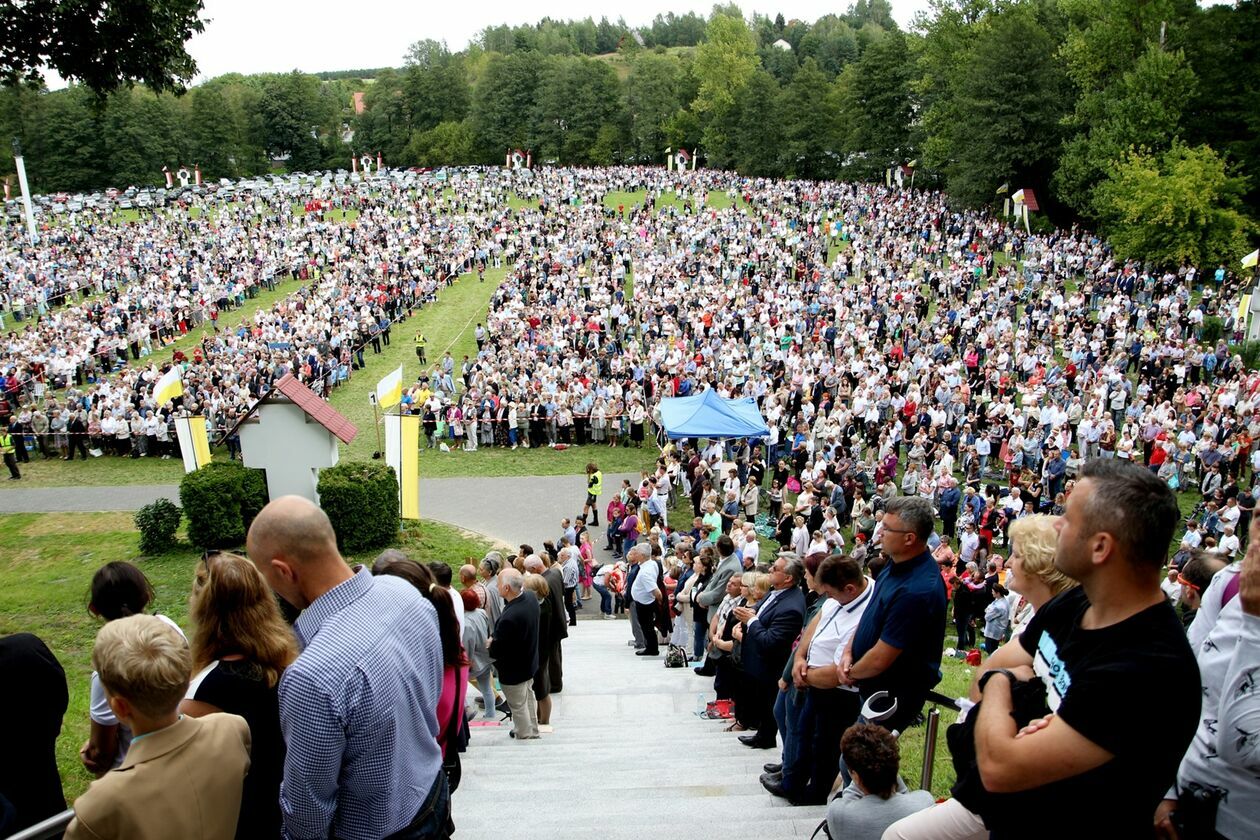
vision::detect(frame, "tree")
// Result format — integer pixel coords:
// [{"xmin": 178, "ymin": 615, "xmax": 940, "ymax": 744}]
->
[
  {"xmin": 405, "ymin": 120, "xmax": 475, "ymax": 166},
  {"xmin": 531, "ymin": 56, "xmax": 624, "ymax": 164},
  {"xmin": 404, "ymin": 40, "xmax": 470, "ymax": 133},
  {"xmin": 932, "ymin": 3, "xmax": 1070, "ymax": 206},
  {"xmin": 626, "ymin": 53, "xmax": 682, "ymax": 161},
  {"xmin": 779, "ymin": 59, "xmax": 837, "ymax": 180},
  {"xmin": 838, "ymin": 29, "xmax": 915, "ymax": 179},
  {"xmin": 187, "ymin": 85, "xmax": 238, "ymax": 178},
  {"xmin": 727, "ymin": 70, "xmax": 784, "ymax": 176},
  {"xmin": 692, "ymin": 12, "xmax": 760, "ymax": 165},
  {"xmin": 1094, "ymin": 142, "xmax": 1254, "ymax": 269},
  {"xmin": 1, "ymin": 0, "xmax": 207, "ymax": 94},
  {"xmin": 259, "ymin": 72, "xmax": 323, "ymax": 170},
  {"xmin": 470, "ymin": 53, "xmax": 541, "ymax": 162}
]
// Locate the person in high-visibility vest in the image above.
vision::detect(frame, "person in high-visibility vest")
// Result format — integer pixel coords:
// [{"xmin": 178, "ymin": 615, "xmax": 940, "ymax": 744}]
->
[
  {"xmin": 0, "ymin": 431, "xmax": 20, "ymax": 480},
  {"xmin": 583, "ymin": 462, "xmax": 602, "ymax": 526},
  {"xmin": 415, "ymin": 332, "xmax": 427, "ymax": 365}
]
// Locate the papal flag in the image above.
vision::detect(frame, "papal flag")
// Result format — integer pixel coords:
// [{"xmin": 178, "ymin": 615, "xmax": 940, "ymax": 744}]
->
[
  {"xmin": 907, "ymin": 159, "xmax": 918, "ymax": 168},
  {"xmin": 664, "ymin": 147, "xmax": 672, "ymax": 154},
  {"xmin": 174, "ymin": 416, "xmax": 212, "ymax": 473},
  {"xmin": 153, "ymin": 365, "xmax": 183, "ymax": 406},
  {"xmin": 995, "ymin": 182, "xmax": 1009, "ymax": 195},
  {"xmin": 1243, "ymin": 248, "xmax": 1259, "ymax": 269},
  {"xmin": 1011, "ymin": 188, "xmax": 1026, "ymax": 204},
  {"xmin": 376, "ymin": 365, "xmax": 403, "ymax": 409},
  {"xmin": 384, "ymin": 413, "xmax": 421, "ymax": 520}
]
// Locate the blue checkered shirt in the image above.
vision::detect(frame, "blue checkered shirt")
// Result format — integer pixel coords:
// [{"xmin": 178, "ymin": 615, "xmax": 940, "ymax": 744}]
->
[{"xmin": 279, "ymin": 568, "xmax": 443, "ymax": 840}]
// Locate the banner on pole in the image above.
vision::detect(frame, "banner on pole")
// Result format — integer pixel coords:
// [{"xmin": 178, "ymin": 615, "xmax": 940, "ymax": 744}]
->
[
  {"xmin": 384, "ymin": 414, "xmax": 421, "ymax": 520},
  {"xmin": 175, "ymin": 416, "xmax": 212, "ymax": 473}
]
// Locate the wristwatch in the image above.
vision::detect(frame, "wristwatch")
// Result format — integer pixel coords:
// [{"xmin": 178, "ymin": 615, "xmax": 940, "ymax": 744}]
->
[{"xmin": 977, "ymin": 667, "xmax": 1017, "ymax": 694}]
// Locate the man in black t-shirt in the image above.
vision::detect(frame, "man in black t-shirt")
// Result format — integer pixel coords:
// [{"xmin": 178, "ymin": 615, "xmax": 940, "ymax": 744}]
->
[{"xmin": 969, "ymin": 459, "xmax": 1200, "ymax": 838}]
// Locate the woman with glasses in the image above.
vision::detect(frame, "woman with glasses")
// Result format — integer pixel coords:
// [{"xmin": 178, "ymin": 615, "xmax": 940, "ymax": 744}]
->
[{"xmin": 180, "ymin": 552, "xmax": 298, "ymax": 840}]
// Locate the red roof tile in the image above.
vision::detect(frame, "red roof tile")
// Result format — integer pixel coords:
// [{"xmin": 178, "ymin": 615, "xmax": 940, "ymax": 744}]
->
[{"xmin": 272, "ymin": 374, "xmax": 360, "ymax": 445}]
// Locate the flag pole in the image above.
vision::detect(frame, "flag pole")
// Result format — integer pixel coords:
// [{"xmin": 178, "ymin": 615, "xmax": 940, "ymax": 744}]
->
[{"xmin": 370, "ymin": 392, "xmax": 383, "ymax": 458}]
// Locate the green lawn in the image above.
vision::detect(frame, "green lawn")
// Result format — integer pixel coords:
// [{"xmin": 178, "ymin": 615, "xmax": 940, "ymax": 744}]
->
[{"xmin": 0, "ymin": 510, "xmax": 492, "ymax": 802}]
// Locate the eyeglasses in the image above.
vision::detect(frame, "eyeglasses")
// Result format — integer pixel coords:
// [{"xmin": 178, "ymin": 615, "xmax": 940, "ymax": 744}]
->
[{"xmin": 1176, "ymin": 573, "xmax": 1200, "ymax": 593}]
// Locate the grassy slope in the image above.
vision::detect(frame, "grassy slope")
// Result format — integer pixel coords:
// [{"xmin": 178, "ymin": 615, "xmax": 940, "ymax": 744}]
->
[{"xmin": 0, "ymin": 511, "xmax": 492, "ymax": 802}]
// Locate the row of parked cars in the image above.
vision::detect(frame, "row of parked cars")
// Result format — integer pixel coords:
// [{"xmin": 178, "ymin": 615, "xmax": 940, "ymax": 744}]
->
[{"xmin": 3, "ymin": 166, "xmax": 446, "ymax": 221}]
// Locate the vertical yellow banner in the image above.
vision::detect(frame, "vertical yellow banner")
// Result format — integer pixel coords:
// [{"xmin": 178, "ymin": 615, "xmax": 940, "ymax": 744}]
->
[
  {"xmin": 190, "ymin": 416, "xmax": 212, "ymax": 469},
  {"xmin": 400, "ymin": 414, "xmax": 420, "ymax": 520}
]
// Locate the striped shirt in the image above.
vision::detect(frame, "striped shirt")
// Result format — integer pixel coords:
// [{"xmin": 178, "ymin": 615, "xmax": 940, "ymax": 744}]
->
[{"xmin": 279, "ymin": 568, "xmax": 443, "ymax": 840}]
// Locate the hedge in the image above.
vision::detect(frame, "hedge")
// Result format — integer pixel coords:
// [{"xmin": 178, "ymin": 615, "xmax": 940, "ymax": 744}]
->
[
  {"xmin": 179, "ymin": 461, "xmax": 269, "ymax": 549},
  {"xmin": 317, "ymin": 460, "xmax": 399, "ymax": 552}
]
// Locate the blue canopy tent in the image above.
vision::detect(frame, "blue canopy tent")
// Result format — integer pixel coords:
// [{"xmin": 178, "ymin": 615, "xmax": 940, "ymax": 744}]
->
[{"xmin": 657, "ymin": 389, "xmax": 770, "ymax": 441}]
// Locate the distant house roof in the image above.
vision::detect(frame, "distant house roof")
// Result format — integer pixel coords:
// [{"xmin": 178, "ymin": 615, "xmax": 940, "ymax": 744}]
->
[
  {"xmin": 224, "ymin": 374, "xmax": 359, "ymax": 445},
  {"xmin": 773, "ymin": 39, "xmax": 792, "ymax": 51},
  {"xmin": 352, "ymin": 92, "xmax": 365, "ymax": 114},
  {"xmin": 1022, "ymin": 188, "xmax": 1040, "ymax": 212}
]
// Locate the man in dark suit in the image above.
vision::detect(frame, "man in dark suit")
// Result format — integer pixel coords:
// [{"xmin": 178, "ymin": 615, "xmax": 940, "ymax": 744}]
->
[
  {"xmin": 733, "ymin": 552, "xmax": 806, "ymax": 749},
  {"xmin": 488, "ymin": 569, "xmax": 541, "ymax": 739},
  {"xmin": 538, "ymin": 552, "xmax": 569, "ymax": 692}
]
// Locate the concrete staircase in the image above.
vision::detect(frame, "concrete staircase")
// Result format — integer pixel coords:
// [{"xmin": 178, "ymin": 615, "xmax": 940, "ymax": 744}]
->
[{"xmin": 452, "ymin": 617, "xmax": 828, "ymax": 839}]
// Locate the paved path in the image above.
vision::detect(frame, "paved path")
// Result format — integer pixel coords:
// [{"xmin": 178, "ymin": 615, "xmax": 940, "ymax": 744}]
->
[
  {"xmin": 452, "ymin": 617, "xmax": 828, "ymax": 840},
  {"xmin": 0, "ymin": 484, "xmax": 179, "ymax": 513},
  {"xmin": 418, "ymin": 472, "xmax": 642, "ymax": 552}
]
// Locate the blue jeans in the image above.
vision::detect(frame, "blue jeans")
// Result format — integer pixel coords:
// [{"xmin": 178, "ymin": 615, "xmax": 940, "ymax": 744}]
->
[
  {"xmin": 383, "ymin": 771, "xmax": 451, "ymax": 840},
  {"xmin": 693, "ymin": 618, "xmax": 707, "ymax": 661},
  {"xmin": 593, "ymin": 582, "xmax": 612, "ymax": 614},
  {"xmin": 774, "ymin": 685, "xmax": 804, "ymax": 789},
  {"xmin": 469, "ymin": 666, "xmax": 497, "ymax": 718}
]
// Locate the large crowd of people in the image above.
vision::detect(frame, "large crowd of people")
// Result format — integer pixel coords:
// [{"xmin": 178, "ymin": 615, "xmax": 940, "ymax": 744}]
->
[{"xmin": 3, "ymin": 163, "xmax": 1260, "ymax": 839}]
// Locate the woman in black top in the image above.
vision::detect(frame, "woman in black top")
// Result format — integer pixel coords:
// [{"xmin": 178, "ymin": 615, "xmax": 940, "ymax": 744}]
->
[{"xmin": 181, "ymin": 552, "xmax": 298, "ymax": 840}]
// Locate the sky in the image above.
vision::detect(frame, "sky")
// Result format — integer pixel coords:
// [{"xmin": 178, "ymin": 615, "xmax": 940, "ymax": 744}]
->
[{"xmin": 183, "ymin": 0, "xmax": 933, "ymax": 81}]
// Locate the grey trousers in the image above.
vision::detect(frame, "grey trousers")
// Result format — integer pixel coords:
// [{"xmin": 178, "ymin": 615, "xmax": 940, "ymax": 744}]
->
[
  {"xmin": 628, "ymin": 598, "xmax": 646, "ymax": 647},
  {"xmin": 501, "ymin": 680, "xmax": 539, "ymax": 738}
]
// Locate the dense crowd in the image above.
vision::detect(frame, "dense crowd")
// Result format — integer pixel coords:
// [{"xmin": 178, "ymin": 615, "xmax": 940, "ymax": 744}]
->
[{"xmin": 4, "ymin": 164, "xmax": 1260, "ymax": 840}]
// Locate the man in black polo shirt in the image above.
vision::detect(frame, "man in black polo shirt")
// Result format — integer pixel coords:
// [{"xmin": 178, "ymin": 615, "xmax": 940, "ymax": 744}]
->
[
  {"xmin": 840, "ymin": 496, "xmax": 947, "ymax": 732},
  {"xmin": 969, "ymin": 459, "xmax": 1200, "ymax": 838}
]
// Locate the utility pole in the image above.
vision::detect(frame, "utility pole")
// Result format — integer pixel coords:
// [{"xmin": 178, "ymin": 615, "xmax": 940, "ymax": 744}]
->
[{"xmin": 11, "ymin": 138, "xmax": 37, "ymax": 244}]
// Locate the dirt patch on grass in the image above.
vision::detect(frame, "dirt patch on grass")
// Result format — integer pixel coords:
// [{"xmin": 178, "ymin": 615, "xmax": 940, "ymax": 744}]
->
[{"xmin": 20, "ymin": 511, "xmax": 136, "ymax": 537}]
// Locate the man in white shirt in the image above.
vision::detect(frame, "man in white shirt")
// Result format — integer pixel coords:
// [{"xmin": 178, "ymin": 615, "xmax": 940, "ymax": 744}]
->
[
  {"xmin": 629, "ymin": 544, "xmax": 661, "ymax": 656},
  {"xmin": 763, "ymin": 555, "xmax": 874, "ymax": 805},
  {"xmin": 1160, "ymin": 567, "xmax": 1182, "ymax": 603}
]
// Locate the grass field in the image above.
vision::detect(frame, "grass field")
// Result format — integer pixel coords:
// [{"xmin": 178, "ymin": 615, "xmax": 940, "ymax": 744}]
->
[{"xmin": 0, "ymin": 510, "xmax": 493, "ymax": 802}]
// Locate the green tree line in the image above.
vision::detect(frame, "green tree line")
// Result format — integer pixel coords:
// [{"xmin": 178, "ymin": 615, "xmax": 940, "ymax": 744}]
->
[{"xmin": 1, "ymin": 1, "xmax": 1256, "ymax": 267}]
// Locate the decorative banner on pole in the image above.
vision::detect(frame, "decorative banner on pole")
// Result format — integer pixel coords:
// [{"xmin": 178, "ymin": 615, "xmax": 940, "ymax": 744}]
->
[
  {"xmin": 163, "ymin": 166, "xmax": 173, "ymax": 188},
  {"xmin": 174, "ymin": 416, "xmax": 212, "ymax": 473},
  {"xmin": 384, "ymin": 413, "xmax": 421, "ymax": 520},
  {"xmin": 1243, "ymin": 249, "xmax": 1259, "ymax": 269},
  {"xmin": 375, "ymin": 365, "xmax": 403, "ymax": 409},
  {"xmin": 153, "ymin": 365, "xmax": 184, "ymax": 406}
]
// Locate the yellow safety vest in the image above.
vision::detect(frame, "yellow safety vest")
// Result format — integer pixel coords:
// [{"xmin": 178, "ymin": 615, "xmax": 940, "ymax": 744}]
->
[
  {"xmin": 0, "ymin": 434, "xmax": 13, "ymax": 455},
  {"xmin": 588, "ymin": 470, "xmax": 603, "ymax": 496},
  {"xmin": 415, "ymin": 334, "xmax": 427, "ymax": 347}
]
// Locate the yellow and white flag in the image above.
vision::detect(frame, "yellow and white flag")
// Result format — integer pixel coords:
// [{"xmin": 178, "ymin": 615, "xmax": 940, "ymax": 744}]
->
[
  {"xmin": 153, "ymin": 365, "xmax": 183, "ymax": 405},
  {"xmin": 1243, "ymin": 249, "xmax": 1259, "ymax": 269},
  {"xmin": 174, "ymin": 416, "xmax": 212, "ymax": 473},
  {"xmin": 375, "ymin": 365, "xmax": 403, "ymax": 409},
  {"xmin": 1011, "ymin": 189, "xmax": 1026, "ymax": 204},
  {"xmin": 384, "ymin": 413, "xmax": 421, "ymax": 520}
]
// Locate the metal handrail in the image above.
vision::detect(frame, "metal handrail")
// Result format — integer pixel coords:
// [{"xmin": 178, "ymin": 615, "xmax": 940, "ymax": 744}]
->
[{"xmin": 3, "ymin": 810, "xmax": 73, "ymax": 840}]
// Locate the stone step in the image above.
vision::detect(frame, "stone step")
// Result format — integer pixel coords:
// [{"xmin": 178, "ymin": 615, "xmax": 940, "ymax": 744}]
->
[{"xmin": 451, "ymin": 618, "xmax": 826, "ymax": 839}]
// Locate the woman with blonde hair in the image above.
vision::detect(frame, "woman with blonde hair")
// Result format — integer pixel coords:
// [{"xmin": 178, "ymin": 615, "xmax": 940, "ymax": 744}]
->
[
  {"xmin": 1005, "ymin": 514, "xmax": 1077, "ymax": 636},
  {"xmin": 180, "ymin": 551, "xmax": 298, "ymax": 840}
]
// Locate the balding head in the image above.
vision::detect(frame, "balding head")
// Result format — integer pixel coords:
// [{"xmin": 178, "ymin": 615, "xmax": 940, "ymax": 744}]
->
[
  {"xmin": 499, "ymin": 567, "xmax": 525, "ymax": 601},
  {"xmin": 246, "ymin": 495, "xmax": 349, "ymax": 610},
  {"xmin": 459, "ymin": 564, "xmax": 477, "ymax": 586},
  {"xmin": 523, "ymin": 555, "xmax": 545, "ymax": 573}
]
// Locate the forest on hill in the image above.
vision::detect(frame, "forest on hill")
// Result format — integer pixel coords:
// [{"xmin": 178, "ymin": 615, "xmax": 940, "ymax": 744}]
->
[{"xmin": 1, "ymin": 1, "xmax": 1256, "ymax": 266}]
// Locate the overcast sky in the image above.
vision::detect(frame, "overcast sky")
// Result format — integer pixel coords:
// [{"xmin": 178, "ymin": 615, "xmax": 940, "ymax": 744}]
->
[{"xmin": 185, "ymin": 0, "xmax": 933, "ymax": 81}]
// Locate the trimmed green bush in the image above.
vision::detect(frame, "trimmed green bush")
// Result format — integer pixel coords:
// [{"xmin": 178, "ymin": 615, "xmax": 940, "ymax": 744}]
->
[
  {"xmin": 179, "ymin": 461, "xmax": 269, "ymax": 549},
  {"xmin": 134, "ymin": 498, "xmax": 182, "ymax": 554},
  {"xmin": 1235, "ymin": 340, "xmax": 1260, "ymax": 372},
  {"xmin": 1201, "ymin": 316, "xmax": 1224, "ymax": 345},
  {"xmin": 317, "ymin": 461, "xmax": 399, "ymax": 552}
]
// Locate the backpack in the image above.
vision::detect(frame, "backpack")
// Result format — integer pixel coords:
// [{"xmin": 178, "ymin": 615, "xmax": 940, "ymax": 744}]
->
[{"xmin": 606, "ymin": 569, "xmax": 625, "ymax": 595}]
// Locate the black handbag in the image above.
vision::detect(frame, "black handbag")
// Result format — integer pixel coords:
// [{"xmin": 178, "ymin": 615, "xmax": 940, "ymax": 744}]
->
[{"xmin": 442, "ymin": 688, "xmax": 468, "ymax": 793}]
